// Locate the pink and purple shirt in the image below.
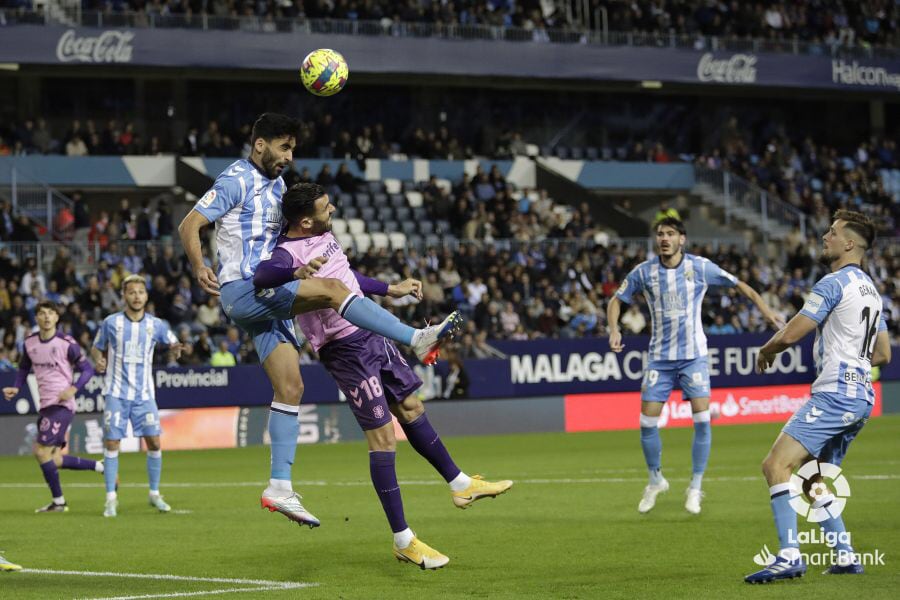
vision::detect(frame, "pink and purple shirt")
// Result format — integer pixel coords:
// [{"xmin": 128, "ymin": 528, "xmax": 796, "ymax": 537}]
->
[
  {"xmin": 15, "ymin": 331, "xmax": 94, "ymax": 412},
  {"xmin": 254, "ymin": 232, "xmax": 389, "ymax": 352}
]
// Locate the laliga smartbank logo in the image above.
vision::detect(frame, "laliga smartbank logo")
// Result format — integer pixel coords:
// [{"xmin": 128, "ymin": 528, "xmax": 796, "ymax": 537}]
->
[
  {"xmin": 788, "ymin": 460, "xmax": 851, "ymax": 522},
  {"xmin": 751, "ymin": 462, "xmax": 886, "ymax": 568}
]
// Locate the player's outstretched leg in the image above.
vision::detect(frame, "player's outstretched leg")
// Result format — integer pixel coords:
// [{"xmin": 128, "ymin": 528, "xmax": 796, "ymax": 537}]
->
[
  {"xmin": 60, "ymin": 454, "xmax": 103, "ymax": 474},
  {"xmin": 744, "ymin": 433, "xmax": 809, "ymax": 584},
  {"xmin": 686, "ymin": 407, "xmax": 711, "ymax": 514},
  {"xmin": 292, "ymin": 278, "xmax": 462, "ymax": 365},
  {"xmin": 103, "ymin": 447, "xmax": 119, "ymax": 517},
  {"xmin": 397, "ymin": 409, "xmax": 512, "ymax": 509},
  {"xmin": 638, "ymin": 412, "xmax": 668, "ymax": 513},
  {"xmin": 0, "ymin": 554, "xmax": 22, "ymax": 572},
  {"xmin": 259, "ymin": 344, "xmax": 319, "ymax": 528}
]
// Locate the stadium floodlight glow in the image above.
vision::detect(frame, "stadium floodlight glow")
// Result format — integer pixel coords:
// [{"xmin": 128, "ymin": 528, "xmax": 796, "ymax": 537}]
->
[{"xmin": 640, "ymin": 80, "xmax": 663, "ymax": 89}]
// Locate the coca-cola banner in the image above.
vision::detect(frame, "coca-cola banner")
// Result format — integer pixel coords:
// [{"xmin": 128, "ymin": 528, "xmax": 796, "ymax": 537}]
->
[{"xmin": 0, "ymin": 25, "xmax": 898, "ymax": 92}]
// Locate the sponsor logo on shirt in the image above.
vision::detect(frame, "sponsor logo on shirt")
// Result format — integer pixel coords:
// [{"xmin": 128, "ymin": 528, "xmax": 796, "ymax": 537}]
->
[{"xmin": 802, "ymin": 293, "xmax": 824, "ymax": 313}]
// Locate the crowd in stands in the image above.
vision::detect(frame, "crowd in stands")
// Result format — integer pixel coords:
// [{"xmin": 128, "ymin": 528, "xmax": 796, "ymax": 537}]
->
[
  {"xmin": 5, "ymin": 1, "xmax": 895, "ymax": 51},
  {"xmin": 0, "ymin": 165, "xmax": 897, "ymax": 373},
  {"xmin": 595, "ymin": 0, "xmax": 896, "ymax": 49},
  {"xmin": 695, "ymin": 130, "xmax": 899, "ymax": 237}
]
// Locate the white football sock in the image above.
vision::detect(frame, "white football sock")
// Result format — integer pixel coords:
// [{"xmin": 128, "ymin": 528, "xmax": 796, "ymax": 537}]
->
[
  {"xmin": 393, "ymin": 528, "xmax": 414, "ymax": 549},
  {"xmin": 449, "ymin": 472, "xmax": 472, "ymax": 492},
  {"xmin": 106, "ymin": 491, "xmax": 118, "ymax": 501}
]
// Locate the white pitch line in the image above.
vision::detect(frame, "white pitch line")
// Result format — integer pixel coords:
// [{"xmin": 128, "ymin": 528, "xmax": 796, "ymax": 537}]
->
[
  {"xmin": 20, "ymin": 569, "xmax": 314, "ymax": 588},
  {"xmin": 17, "ymin": 569, "xmax": 314, "ymax": 600},
  {"xmin": 1, "ymin": 474, "xmax": 899, "ymax": 490},
  {"xmin": 82, "ymin": 586, "xmax": 294, "ymax": 600}
]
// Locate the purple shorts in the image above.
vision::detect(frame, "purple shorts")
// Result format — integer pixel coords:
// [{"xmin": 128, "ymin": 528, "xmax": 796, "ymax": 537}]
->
[
  {"xmin": 319, "ymin": 329, "xmax": 422, "ymax": 431},
  {"xmin": 36, "ymin": 405, "xmax": 74, "ymax": 448}
]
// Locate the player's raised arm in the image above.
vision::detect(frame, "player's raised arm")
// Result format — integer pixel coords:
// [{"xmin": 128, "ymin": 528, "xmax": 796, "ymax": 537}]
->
[
  {"xmin": 734, "ymin": 280, "xmax": 786, "ymax": 330},
  {"xmin": 178, "ymin": 209, "xmax": 218, "ymax": 296}
]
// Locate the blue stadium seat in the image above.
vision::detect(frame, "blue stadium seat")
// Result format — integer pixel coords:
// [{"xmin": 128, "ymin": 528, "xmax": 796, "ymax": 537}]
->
[
  {"xmin": 368, "ymin": 221, "xmax": 384, "ymax": 232},
  {"xmin": 378, "ymin": 207, "xmax": 395, "ymax": 221},
  {"xmin": 555, "ymin": 146, "xmax": 570, "ymax": 159},
  {"xmin": 382, "ymin": 220, "xmax": 399, "ymax": 233},
  {"xmin": 338, "ymin": 192, "xmax": 353, "ymax": 207},
  {"xmin": 354, "ymin": 193, "xmax": 371, "ymax": 207},
  {"xmin": 361, "ymin": 207, "xmax": 376, "ymax": 222},
  {"xmin": 435, "ymin": 219, "xmax": 450, "ymax": 232},
  {"xmin": 372, "ymin": 193, "xmax": 389, "ymax": 208},
  {"xmin": 411, "ymin": 207, "xmax": 428, "ymax": 221},
  {"xmin": 401, "ymin": 221, "xmax": 417, "ymax": 235},
  {"xmin": 367, "ymin": 180, "xmax": 384, "ymax": 194},
  {"xmin": 402, "ymin": 180, "xmax": 416, "ymax": 192},
  {"xmin": 408, "ymin": 234, "xmax": 424, "ymax": 249},
  {"xmin": 570, "ymin": 147, "xmax": 584, "ymax": 160},
  {"xmin": 424, "ymin": 234, "xmax": 441, "ymax": 248},
  {"xmin": 390, "ymin": 194, "xmax": 406, "ymax": 208},
  {"xmin": 418, "ymin": 221, "xmax": 434, "ymax": 235},
  {"xmin": 341, "ymin": 207, "xmax": 359, "ymax": 219},
  {"xmin": 586, "ymin": 147, "xmax": 599, "ymax": 161},
  {"xmin": 394, "ymin": 207, "xmax": 411, "ymax": 221}
]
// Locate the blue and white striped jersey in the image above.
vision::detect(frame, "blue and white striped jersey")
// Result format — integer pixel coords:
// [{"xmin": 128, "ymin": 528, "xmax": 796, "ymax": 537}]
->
[
  {"xmin": 93, "ymin": 312, "xmax": 178, "ymax": 402},
  {"xmin": 616, "ymin": 254, "xmax": 738, "ymax": 361},
  {"xmin": 194, "ymin": 159, "xmax": 286, "ymax": 284},
  {"xmin": 800, "ymin": 264, "xmax": 886, "ymax": 403}
]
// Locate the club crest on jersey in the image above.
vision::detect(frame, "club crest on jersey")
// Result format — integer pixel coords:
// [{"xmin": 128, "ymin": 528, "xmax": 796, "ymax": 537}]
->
[{"xmin": 684, "ymin": 268, "xmax": 694, "ymax": 281}]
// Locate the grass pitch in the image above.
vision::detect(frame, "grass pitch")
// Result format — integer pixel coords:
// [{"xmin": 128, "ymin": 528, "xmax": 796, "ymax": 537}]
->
[{"xmin": 1, "ymin": 415, "xmax": 898, "ymax": 599}]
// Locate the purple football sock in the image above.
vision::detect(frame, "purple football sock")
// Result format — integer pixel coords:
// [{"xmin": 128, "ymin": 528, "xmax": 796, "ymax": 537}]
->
[
  {"xmin": 400, "ymin": 414, "xmax": 461, "ymax": 483},
  {"xmin": 39, "ymin": 460, "xmax": 63, "ymax": 499},
  {"xmin": 61, "ymin": 455, "xmax": 97, "ymax": 471},
  {"xmin": 369, "ymin": 451, "xmax": 408, "ymax": 533}
]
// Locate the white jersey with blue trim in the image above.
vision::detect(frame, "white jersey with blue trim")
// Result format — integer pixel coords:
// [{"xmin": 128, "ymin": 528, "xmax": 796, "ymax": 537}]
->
[
  {"xmin": 93, "ymin": 312, "xmax": 179, "ymax": 402},
  {"xmin": 194, "ymin": 159, "xmax": 286, "ymax": 285},
  {"xmin": 799, "ymin": 264, "xmax": 886, "ymax": 403},
  {"xmin": 616, "ymin": 253, "xmax": 738, "ymax": 361}
]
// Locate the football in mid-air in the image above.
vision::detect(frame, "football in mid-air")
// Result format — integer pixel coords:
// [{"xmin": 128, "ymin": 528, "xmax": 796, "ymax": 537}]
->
[{"xmin": 300, "ymin": 48, "xmax": 349, "ymax": 97}]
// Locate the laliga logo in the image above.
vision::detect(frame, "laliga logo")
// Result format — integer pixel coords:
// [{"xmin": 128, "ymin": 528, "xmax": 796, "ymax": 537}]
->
[
  {"xmin": 788, "ymin": 460, "xmax": 851, "ymax": 523},
  {"xmin": 696, "ymin": 53, "xmax": 757, "ymax": 84},
  {"xmin": 56, "ymin": 29, "xmax": 134, "ymax": 64}
]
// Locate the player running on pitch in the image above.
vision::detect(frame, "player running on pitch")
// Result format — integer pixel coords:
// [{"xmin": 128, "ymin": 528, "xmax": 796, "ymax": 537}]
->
[
  {"xmin": 745, "ymin": 210, "xmax": 891, "ymax": 583},
  {"xmin": 3, "ymin": 301, "xmax": 102, "ymax": 513},
  {"xmin": 607, "ymin": 217, "xmax": 783, "ymax": 514},
  {"xmin": 178, "ymin": 113, "xmax": 460, "ymax": 529}
]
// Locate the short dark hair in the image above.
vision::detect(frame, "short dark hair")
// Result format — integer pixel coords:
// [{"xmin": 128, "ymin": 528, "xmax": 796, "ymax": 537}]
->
[
  {"xmin": 834, "ymin": 209, "xmax": 875, "ymax": 250},
  {"xmin": 654, "ymin": 216, "xmax": 686, "ymax": 236},
  {"xmin": 250, "ymin": 113, "xmax": 300, "ymax": 145},
  {"xmin": 35, "ymin": 300, "xmax": 59, "ymax": 315},
  {"xmin": 282, "ymin": 183, "xmax": 327, "ymax": 227}
]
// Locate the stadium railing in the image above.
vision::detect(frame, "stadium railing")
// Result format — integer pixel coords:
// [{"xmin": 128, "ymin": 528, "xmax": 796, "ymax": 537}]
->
[
  {"xmin": 2, "ymin": 8, "xmax": 895, "ymax": 60},
  {"xmin": 693, "ymin": 165, "xmax": 807, "ymax": 242},
  {"xmin": 0, "ymin": 164, "xmax": 74, "ymax": 241}
]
